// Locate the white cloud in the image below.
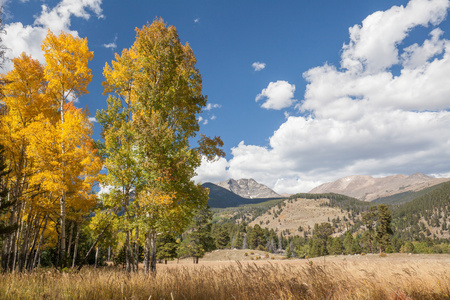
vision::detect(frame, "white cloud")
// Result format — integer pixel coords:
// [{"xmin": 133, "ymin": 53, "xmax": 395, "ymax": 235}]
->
[
  {"xmin": 340, "ymin": 0, "xmax": 449, "ymax": 73},
  {"xmin": 255, "ymin": 80, "xmax": 296, "ymax": 110},
  {"xmin": 2, "ymin": 0, "xmax": 103, "ymax": 71},
  {"xmin": 103, "ymin": 42, "xmax": 116, "ymax": 49},
  {"xmin": 252, "ymin": 61, "xmax": 266, "ymax": 71},
  {"xmin": 193, "ymin": 156, "xmax": 229, "ymax": 184},
  {"xmin": 88, "ymin": 117, "xmax": 97, "ymax": 123},
  {"xmin": 194, "ymin": 18, "xmax": 200, "ymax": 23},
  {"xmin": 205, "ymin": 103, "xmax": 221, "ymax": 111},
  {"xmin": 196, "ymin": 0, "xmax": 450, "ymax": 194},
  {"xmin": 103, "ymin": 36, "xmax": 117, "ymax": 50},
  {"xmin": 198, "ymin": 116, "xmax": 208, "ymax": 125},
  {"xmin": 273, "ymin": 178, "xmax": 323, "ymax": 195},
  {"xmin": 98, "ymin": 184, "xmax": 112, "ymax": 196}
]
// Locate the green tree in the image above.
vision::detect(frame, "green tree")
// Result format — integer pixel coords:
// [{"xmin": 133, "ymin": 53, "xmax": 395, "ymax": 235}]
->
[
  {"xmin": 343, "ymin": 232, "xmax": 354, "ymax": 255},
  {"xmin": 329, "ymin": 237, "xmax": 343, "ymax": 255},
  {"xmin": 404, "ymin": 241, "xmax": 415, "ymax": 253},
  {"xmin": 178, "ymin": 206, "xmax": 214, "ymax": 264},
  {"xmin": 308, "ymin": 223, "xmax": 334, "ymax": 257},
  {"xmin": 212, "ymin": 225, "xmax": 230, "ymax": 249},
  {"xmin": 247, "ymin": 224, "xmax": 266, "ymax": 250},
  {"xmin": 156, "ymin": 233, "xmax": 178, "ymax": 264},
  {"xmin": 98, "ymin": 18, "xmax": 224, "ymax": 273},
  {"xmin": 361, "ymin": 206, "xmax": 377, "ymax": 253},
  {"xmin": 376, "ymin": 204, "xmax": 393, "ymax": 253},
  {"xmin": 285, "ymin": 243, "xmax": 292, "ymax": 258}
]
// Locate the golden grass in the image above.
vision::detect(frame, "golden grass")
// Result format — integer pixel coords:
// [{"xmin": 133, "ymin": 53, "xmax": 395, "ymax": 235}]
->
[{"xmin": 1, "ymin": 254, "xmax": 449, "ymax": 299}]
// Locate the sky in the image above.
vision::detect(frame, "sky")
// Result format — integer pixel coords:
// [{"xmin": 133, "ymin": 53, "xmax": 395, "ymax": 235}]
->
[{"xmin": 2, "ymin": 0, "xmax": 450, "ymax": 194}]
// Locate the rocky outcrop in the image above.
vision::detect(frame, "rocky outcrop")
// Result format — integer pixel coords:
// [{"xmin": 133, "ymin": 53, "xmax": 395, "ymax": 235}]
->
[
  {"xmin": 215, "ymin": 178, "xmax": 280, "ymax": 199},
  {"xmin": 309, "ymin": 173, "xmax": 450, "ymax": 202}
]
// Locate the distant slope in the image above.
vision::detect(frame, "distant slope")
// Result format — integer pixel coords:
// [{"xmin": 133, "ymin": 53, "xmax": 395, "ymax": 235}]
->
[
  {"xmin": 289, "ymin": 193, "xmax": 370, "ymax": 213},
  {"xmin": 211, "ymin": 198, "xmax": 285, "ymax": 224},
  {"xmin": 392, "ymin": 180, "xmax": 450, "ymax": 240},
  {"xmin": 203, "ymin": 182, "xmax": 281, "ymax": 208},
  {"xmin": 373, "ymin": 181, "xmax": 450, "ymax": 205},
  {"xmin": 310, "ymin": 173, "xmax": 450, "ymax": 202},
  {"xmin": 249, "ymin": 197, "xmax": 349, "ymax": 236},
  {"xmin": 215, "ymin": 178, "xmax": 280, "ymax": 199}
]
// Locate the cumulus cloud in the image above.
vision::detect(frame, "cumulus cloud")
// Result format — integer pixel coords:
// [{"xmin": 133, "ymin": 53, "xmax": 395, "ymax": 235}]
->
[
  {"xmin": 196, "ymin": 0, "xmax": 450, "ymax": 194},
  {"xmin": 193, "ymin": 157, "xmax": 229, "ymax": 184},
  {"xmin": 256, "ymin": 80, "xmax": 296, "ymax": 110},
  {"xmin": 2, "ymin": 0, "xmax": 103, "ymax": 71},
  {"xmin": 252, "ymin": 61, "xmax": 266, "ymax": 71},
  {"xmin": 194, "ymin": 18, "xmax": 200, "ymax": 23}
]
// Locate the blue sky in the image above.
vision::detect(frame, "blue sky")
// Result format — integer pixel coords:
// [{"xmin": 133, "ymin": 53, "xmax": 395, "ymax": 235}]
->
[{"xmin": 2, "ymin": 0, "xmax": 450, "ymax": 193}]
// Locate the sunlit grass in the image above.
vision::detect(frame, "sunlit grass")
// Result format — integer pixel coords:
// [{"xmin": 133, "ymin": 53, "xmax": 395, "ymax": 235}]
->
[{"xmin": 1, "ymin": 257, "xmax": 449, "ymax": 299}]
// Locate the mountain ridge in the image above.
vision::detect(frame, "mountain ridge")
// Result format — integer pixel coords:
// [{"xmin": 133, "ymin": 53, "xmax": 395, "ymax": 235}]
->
[{"xmin": 309, "ymin": 173, "xmax": 450, "ymax": 202}]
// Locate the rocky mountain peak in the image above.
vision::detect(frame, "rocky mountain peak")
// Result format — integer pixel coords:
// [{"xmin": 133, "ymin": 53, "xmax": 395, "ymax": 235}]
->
[{"xmin": 215, "ymin": 178, "xmax": 280, "ymax": 199}]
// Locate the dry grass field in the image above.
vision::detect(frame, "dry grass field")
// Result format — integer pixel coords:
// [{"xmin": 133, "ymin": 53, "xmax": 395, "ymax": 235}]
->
[{"xmin": 1, "ymin": 252, "xmax": 449, "ymax": 299}]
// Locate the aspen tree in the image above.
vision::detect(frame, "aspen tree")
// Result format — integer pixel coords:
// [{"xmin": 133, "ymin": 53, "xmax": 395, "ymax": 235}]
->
[
  {"xmin": 41, "ymin": 31, "xmax": 93, "ymax": 265},
  {"xmin": 99, "ymin": 18, "xmax": 224, "ymax": 273}
]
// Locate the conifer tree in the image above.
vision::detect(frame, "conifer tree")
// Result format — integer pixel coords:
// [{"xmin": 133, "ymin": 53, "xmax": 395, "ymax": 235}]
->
[
  {"xmin": 376, "ymin": 204, "xmax": 393, "ymax": 253},
  {"xmin": 178, "ymin": 205, "xmax": 214, "ymax": 264}
]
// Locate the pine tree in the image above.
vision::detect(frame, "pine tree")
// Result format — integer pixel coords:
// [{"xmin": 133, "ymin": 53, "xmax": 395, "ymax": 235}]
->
[
  {"xmin": 156, "ymin": 233, "xmax": 178, "ymax": 264},
  {"xmin": 376, "ymin": 204, "xmax": 393, "ymax": 253},
  {"xmin": 343, "ymin": 231, "xmax": 354, "ymax": 255},
  {"xmin": 329, "ymin": 237, "xmax": 343, "ymax": 255},
  {"xmin": 178, "ymin": 206, "xmax": 214, "ymax": 264}
]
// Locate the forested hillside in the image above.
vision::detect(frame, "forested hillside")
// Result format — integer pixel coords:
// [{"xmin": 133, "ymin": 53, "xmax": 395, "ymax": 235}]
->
[{"xmin": 198, "ymin": 184, "xmax": 450, "ymax": 259}]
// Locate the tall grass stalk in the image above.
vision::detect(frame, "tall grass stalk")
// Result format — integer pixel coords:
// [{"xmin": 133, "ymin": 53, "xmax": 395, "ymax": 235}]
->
[{"xmin": 0, "ymin": 259, "xmax": 449, "ymax": 299}]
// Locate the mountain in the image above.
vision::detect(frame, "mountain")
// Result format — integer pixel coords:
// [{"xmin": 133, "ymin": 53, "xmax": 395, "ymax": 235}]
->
[
  {"xmin": 215, "ymin": 178, "xmax": 280, "ymax": 199},
  {"xmin": 309, "ymin": 173, "xmax": 450, "ymax": 202},
  {"xmin": 202, "ymin": 182, "xmax": 281, "ymax": 208}
]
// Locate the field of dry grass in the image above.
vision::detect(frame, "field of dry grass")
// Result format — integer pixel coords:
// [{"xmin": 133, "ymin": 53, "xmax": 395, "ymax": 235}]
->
[{"xmin": 1, "ymin": 253, "xmax": 449, "ymax": 299}]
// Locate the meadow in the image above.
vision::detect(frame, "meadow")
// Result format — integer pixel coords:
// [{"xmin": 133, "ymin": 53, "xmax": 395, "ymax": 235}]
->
[{"xmin": 0, "ymin": 253, "xmax": 449, "ymax": 299}]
